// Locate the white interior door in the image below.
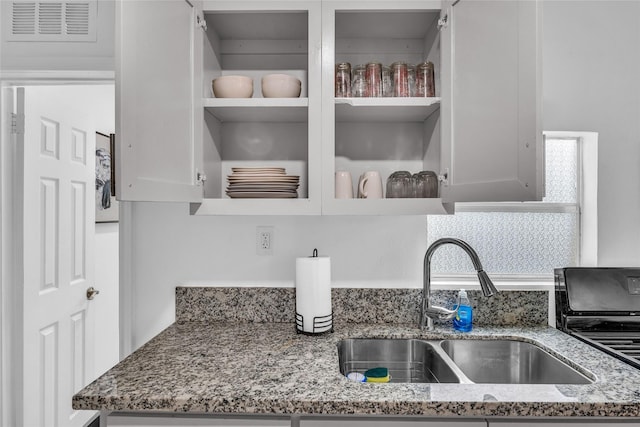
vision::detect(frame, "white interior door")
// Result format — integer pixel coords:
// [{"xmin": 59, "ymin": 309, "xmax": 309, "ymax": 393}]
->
[{"xmin": 18, "ymin": 85, "xmax": 105, "ymax": 427}]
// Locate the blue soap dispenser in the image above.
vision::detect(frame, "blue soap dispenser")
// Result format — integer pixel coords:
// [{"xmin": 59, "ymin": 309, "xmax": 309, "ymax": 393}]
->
[{"xmin": 453, "ymin": 289, "xmax": 473, "ymax": 332}]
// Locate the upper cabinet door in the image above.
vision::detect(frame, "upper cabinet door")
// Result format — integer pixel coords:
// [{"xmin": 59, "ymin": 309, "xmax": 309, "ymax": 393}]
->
[
  {"xmin": 115, "ymin": 0, "xmax": 203, "ymax": 202},
  {"xmin": 440, "ymin": 0, "xmax": 543, "ymax": 203}
]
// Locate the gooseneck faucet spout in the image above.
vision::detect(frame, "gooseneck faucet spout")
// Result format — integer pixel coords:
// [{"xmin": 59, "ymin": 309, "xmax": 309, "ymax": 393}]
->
[{"xmin": 421, "ymin": 238, "xmax": 498, "ymax": 331}]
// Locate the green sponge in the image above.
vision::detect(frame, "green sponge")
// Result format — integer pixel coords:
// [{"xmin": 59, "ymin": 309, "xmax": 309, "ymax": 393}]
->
[
  {"xmin": 364, "ymin": 367, "xmax": 388, "ymax": 378},
  {"xmin": 364, "ymin": 367, "xmax": 390, "ymax": 382}
]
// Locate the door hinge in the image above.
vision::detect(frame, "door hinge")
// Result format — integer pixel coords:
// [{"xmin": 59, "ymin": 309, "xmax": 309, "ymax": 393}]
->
[
  {"xmin": 196, "ymin": 14, "xmax": 207, "ymax": 31},
  {"xmin": 437, "ymin": 14, "xmax": 448, "ymax": 31},
  {"xmin": 10, "ymin": 113, "xmax": 24, "ymax": 135},
  {"xmin": 196, "ymin": 171, "xmax": 207, "ymax": 186}
]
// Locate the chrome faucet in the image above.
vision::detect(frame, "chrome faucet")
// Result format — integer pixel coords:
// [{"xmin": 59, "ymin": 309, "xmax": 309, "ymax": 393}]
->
[{"xmin": 421, "ymin": 238, "xmax": 498, "ymax": 331}]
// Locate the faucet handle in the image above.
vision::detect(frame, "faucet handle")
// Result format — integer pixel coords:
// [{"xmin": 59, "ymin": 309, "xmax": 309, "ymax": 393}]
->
[{"xmin": 424, "ymin": 305, "xmax": 457, "ymax": 321}]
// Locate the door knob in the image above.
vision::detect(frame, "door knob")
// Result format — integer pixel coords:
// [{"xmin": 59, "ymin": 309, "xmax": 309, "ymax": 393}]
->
[{"xmin": 86, "ymin": 287, "xmax": 100, "ymax": 300}]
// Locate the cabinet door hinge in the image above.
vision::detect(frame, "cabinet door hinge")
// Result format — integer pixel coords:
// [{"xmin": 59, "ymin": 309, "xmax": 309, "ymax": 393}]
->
[
  {"xmin": 438, "ymin": 0, "xmax": 461, "ymax": 31},
  {"xmin": 437, "ymin": 14, "xmax": 448, "ymax": 31},
  {"xmin": 10, "ymin": 113, "xmax": 24, "ymax": 135},
  {"xmin": 196, "ymin": 171, "xmax": 207, "ymax": 186},
  {"xmin": 438, "ymin": 169, "xmax": 449, "ymax": 186},
  {"xmin": 196, "ymin": 14, "xmax": 207, "ymax": 31}
]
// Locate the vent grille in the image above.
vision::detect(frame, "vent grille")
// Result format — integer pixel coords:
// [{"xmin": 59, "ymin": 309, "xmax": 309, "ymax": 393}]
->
[
  {"xmin": 65, "ymin": 2, "xmax": 90, "ymax": 35},
  {"xmin": 11, "ymin": 2, "xmax": 36, "ymax": 35},
  {"xmin": 38, "ymin": 2, "xmax": 63, "ymax": 34},
  {"xmin": 7, "ymin": 0, "xmax": 96, "ymax": 41}
]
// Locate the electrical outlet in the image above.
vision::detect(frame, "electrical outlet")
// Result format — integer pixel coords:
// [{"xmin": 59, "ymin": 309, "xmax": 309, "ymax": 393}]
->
[{"xmin": 256, "ymin": 226, "xmax": 274, "ymax": 255}]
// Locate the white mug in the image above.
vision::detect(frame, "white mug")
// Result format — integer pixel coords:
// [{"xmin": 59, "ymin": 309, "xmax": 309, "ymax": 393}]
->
[
  {"xmin": 335, "ymin": 171, "xmax": 354, "ymax": 199},
  {"xmin": 358, "ymin": 171, "xmax": 383, "ymax": 199}
]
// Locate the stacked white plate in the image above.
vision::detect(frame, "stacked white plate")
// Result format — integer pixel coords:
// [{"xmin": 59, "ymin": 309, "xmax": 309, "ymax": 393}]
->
[{"xmin": 226, "ymin": 167, "xmax": 300, "ymax": 199}]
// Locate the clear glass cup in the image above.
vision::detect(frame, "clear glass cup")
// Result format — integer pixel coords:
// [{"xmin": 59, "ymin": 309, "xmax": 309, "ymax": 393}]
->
[
  {"xmin": 386, "ymin": 171, "xmax": 413, "ymax": 198},
  {"xmin": 391, "ymin": 62, "xmax": 409, "ymax": 97},
  {"xmin": 365, "ymin": 62, "xmax": 382, "ymax": 97},
  {"xmin": 335, "ymin": 62, "xmax": 352, "ymax": 98},
  {"xmin": 382, "ymin": 65, "xmax": 392, "ymax": 97},
  {"xmin": 415, "ymin": 61, "xmax": 435, "ymax": 97},
  {"xmin": 407, "ymin": 64, "xmax": 416, "ymax": 97},
  {"xmin": 351, "ymin": 65, "xmax": 366, "ymax": 97},
  {"xmin": 412, "ymin": 171, "xmax": 438, "ymax": 198}
]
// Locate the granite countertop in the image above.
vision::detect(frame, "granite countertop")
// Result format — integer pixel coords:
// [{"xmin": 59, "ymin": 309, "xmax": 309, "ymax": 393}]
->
[{"xmin": 73, "ymin": 322, "xmax": 640, "ymax": 417}]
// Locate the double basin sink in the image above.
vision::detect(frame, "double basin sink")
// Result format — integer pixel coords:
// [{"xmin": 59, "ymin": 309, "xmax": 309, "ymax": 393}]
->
[{"xmin": 338, "ymin": 338, "xmax": 593, "ymax": 384}]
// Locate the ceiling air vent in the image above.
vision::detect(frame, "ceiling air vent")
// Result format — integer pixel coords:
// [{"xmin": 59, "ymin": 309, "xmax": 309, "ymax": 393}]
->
[
  {"xmin": 65, "ymin": 2, "xmax": 90, "ymax": 35},
  {"xmin": 38, "ymin": 2, "xmax": 63, "ymax": 35},
  {"xmin": 11, "ymin": 2, "xmax": 36, "ymax": 35},
  {"xmin": 6, "ymin": 0, "xmax": 97, "ymax": 42}
]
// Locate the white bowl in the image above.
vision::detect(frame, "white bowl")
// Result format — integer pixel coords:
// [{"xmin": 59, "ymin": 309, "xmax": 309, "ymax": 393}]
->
[
  {"xmin": 212, "ymin": 75, "xmax": 253, "ymax": 98},
  {"xmin": 261, "ymin": 74, "xmax": 302, "ymax": 98}
]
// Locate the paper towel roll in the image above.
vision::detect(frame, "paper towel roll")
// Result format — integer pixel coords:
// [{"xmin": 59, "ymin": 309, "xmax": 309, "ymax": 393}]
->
[{"xmin": 295, "ymin": 255, "xmax": 332, "ymax": 333}]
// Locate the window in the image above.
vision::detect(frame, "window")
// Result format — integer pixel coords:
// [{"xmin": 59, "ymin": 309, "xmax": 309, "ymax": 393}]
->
[{"xmin": 427, "ymin": 132, "xmax": 598, "ymax": 281}]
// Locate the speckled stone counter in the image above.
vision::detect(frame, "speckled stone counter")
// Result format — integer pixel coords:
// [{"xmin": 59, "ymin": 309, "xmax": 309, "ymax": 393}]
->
[{"xmin": 73, "ymin": 322, "xmax": 640, "ymax": 417}]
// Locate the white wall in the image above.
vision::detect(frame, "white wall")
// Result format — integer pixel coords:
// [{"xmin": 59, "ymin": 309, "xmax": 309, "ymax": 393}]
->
[
  {"xmin": 0, "ymin": 0, "xmax": 115, "ymax": 71},
  {"xmin": 129, "ymin": 202, "xmax": 426, "ymax": 347},
  {"xmin": 542, "ymin": 0, "xmax": 640, "ymax": 266},
  {"xmin": 90, "ymin": 85, "xmax": 119, "ymax": 373},
  {"xmin": 126, "ymin": 1, "xmax": 640, "ymax": 350},
  {"xmin": 94, "ymin": 223, "xmax": 119, "ymax": 375}
]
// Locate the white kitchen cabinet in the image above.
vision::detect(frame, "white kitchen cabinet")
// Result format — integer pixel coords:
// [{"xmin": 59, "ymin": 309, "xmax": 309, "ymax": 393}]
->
[
  {"xmin": 488, "ymin": 421, "xmax": 640, "ymax": 426},
  {"xmin": 115, "ymin": 0, "xmax": 542, "ymax": 215},
  {"xmin": 115, "ymin": 0, "xmax": 203, "ymax": 202},
  {"xmin": 321, "ymin": 0, "xmax": 543, "ymax": 215},
  {"xmin": 106, "ymin": 414, "xmax": 291, "ymax": 426},
  {"xmin": 103, "ymin": 415, "xmax": 640, "ymax": 427},
  {"xmin": 301, "ymin": 419, "xmax": 487, "ymax": 427},
  {"xmin": 193, "ymin": 0, "xmax": 323, "ymax": 215},
  {"xmin": 116, "ymin": 0, "xmax": 322, "ymax": 215}
]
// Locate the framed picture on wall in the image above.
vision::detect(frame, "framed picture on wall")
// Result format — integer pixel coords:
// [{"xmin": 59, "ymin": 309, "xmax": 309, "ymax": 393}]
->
[{"xmin": 95, "ymin": 132, "xmax": 118, "ymax": 223}]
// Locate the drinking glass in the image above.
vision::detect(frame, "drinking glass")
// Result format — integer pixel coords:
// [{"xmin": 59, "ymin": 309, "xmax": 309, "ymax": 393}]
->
[
  {"xmin": 391, "ymin": 62, "xmax": 409, "ymax": 97},
  {"xmin": 382, "ymin": 65, "xmax": 392, "ymax": 97},
  {"xmin": 415, "ymin": 61, "xmax": 435, "ymax": 97},
  {"xmin": 408, "ymin": 64, "xmax": 416, "ymax": 97},
  {"xmin": 335, "ymin": 62, "xmax": 352, "ymax": 97},
  {"xmin": 386, "ymin": 171, "xmax": 413, "ymax": 198},
  {"xmin": 365, "ymin": 62, "xmax": 382, "ymax": 97},
  {"xmin": 412, "ymin": 171, "xmax": 438, "ymax": 198},
  {"xmin": 351, "ymin": 65, "xmax": 366, "ymax": 97}
]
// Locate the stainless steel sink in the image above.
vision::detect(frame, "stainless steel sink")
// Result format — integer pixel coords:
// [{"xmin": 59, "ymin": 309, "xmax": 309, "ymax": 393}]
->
[
  {"xmin": 338, "ymin": 338, "xmax": 594, "ymax": 385},
  {"xmin": 440, "ymin": 339, "xmax": 593, "ymax": 384},
  {"xmin": 337, "ymin": 339, "xmax": 460, "ymax": 383}
]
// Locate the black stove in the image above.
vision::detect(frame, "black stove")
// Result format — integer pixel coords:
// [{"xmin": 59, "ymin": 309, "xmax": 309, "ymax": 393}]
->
[{"xmin": 555, "ymin": 267, "xmax": 640, "ymax": 369}]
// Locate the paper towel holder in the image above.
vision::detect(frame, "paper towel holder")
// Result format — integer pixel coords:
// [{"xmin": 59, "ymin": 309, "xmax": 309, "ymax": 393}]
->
[
  {"xmin": 295, "ymin": 248, "xmax": 333, "ymax": 335},
  {"xmin": 295, "ymin": 312, "xmax": 333, "ymax": 335}
]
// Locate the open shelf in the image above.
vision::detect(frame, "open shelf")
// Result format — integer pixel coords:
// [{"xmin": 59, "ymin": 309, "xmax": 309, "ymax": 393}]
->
[
  {"xmin": 204, "ymin": 98, "xmax": 309, "ymax": 122},
  {"xmin": 335, "ymin": 97, "xmax": 441, "ymax": 122}
]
